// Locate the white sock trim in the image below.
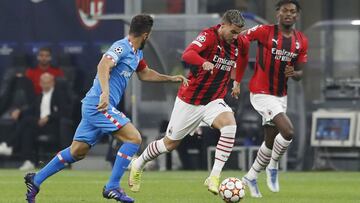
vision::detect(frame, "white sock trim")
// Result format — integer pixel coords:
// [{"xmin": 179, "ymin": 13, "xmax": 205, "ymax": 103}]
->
[
  {"xmin": 220, "ymin": 125, "xmax": 237, "ymax": 138},
  {"xmin": 275, "ymin": 133, "xmax": 292, "ymax": 145},
  {"xmin": 261, "ymin": 142, "xmax": 272, "ymax": 155},
  {"xmin": 157, "ymin": 138, "xmax": 169, "ymax": 153},
  {"xmin": 134, "ymin": 138, "xmax": 168, "ymax": 170},
  {"xmin": 268, "ymin": 134, "xmax": 292, "ymax": 169},
  {"xmin": 210, "ymin": 125, "xmax": 236, "ymax": 177}
]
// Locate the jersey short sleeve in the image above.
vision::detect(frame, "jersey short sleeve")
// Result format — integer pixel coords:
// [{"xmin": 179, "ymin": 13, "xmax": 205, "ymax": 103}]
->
[
  {"xmin": 104, "ymin": 41, "xmax": 129, "ymax": 65},
  {"xmin": 296, "ymin": 35, "xmax": 308, "ymax": 63}
]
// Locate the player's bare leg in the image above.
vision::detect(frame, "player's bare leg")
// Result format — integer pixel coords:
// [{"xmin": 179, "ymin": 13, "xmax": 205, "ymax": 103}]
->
[
  {"xmin": 129, "ymin": 136, "xmax": 181, "ymax": 192},
  {"xmin": 266, "ymin": 113, "xmax": 293, "ymax": 193},
  {"xmin": 205, "ymin": 112, "xmax": 236, "ymax": 195}
]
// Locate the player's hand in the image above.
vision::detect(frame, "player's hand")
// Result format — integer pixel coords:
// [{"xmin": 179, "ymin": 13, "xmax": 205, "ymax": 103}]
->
[
  {"xmin": 97, "ymin": 92, "xmax": 109, "ymax": 112},
  {"xmin": 170, "ymin": 75, "xmax": 189, "ymax": 86},
  {"xmin": 284, "ymin": 65, "xmax": 295, "ymax": 77},
  {"xmin": 10, "ymin": 108, "xmax": 21, "ymax": 121},
  {"xmin": 202, "ymin": 61, "xmax": 214, "ymax": 74},
  {"xmin": 38, "ymin": 116, "xmax": 49, "ymax": 127},
  {"xmin": 231, "ymin": 81, "xmax": 241, "ymax": 99}
]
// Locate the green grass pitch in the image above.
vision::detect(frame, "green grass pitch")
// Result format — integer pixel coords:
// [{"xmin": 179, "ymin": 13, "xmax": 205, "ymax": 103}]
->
[{"xmin": 1, "ymin": 169, "xmax": 359, "ymax": 203}]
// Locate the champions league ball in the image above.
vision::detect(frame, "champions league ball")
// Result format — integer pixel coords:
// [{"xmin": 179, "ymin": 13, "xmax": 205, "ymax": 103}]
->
[{"xmin": 218, "ymin": 177, "xmax": 245, "ymax": 203}]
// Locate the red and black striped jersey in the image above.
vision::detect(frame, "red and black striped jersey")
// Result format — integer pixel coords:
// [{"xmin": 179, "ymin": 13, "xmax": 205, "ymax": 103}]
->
[
  {"xmin": 178, "ymin": 24, "xmax": 249, "ymax": 105},
  {"xmin": 245, "ymin": 24, "xmax": 308, "ymax": 96}
]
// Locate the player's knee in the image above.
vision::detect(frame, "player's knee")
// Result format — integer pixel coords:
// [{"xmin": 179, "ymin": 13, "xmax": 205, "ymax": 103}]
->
[
  {"xmin": 70, "ymin": 142, "xmax": 90, "ymax": 160},
  {"xmin": 264, "ymin": 140, "xmax": 274, "ymax": 149},
  {"xmin": 213, "ymin": 113, "xmax": 236, "ymax": 129},
  {"xmin": 131, "ymin": 133, "xmax": 142, "ymax": 145},
  {"xmin": 71, "ymin": 148, "xmax": 88, "ymax": 160},
  {"xmin": 124, "ymin": 131, "xmax": 142, "ymax": 144},
  {"xmin": 282, "ymin": 127, "xmax": 294, "ymax": 140},
  {"xmin": 128, "ymin": 131, "xmax": 142, "ymax": 145},
  {"xmin": 115, "ymin": 128, "xmax": 142, "ymax": 144},
  {"xmin": 165, "ymin": 143, "xmax": 176, "ymax": 152},
  {"xmin": 163, "ymin": 137, "xmax": 180, "ymax": 151}
]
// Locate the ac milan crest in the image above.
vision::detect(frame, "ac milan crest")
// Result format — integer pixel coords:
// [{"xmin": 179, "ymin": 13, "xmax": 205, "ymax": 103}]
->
[{"xmin": 76, "ymin": 0, "xmax": 105, "ymax": 29}]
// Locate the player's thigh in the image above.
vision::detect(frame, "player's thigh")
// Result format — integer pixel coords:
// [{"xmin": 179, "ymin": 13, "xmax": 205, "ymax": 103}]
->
[
  {"xmin": 75, "ymin": 104, "xmax": 131, "ymax": 146},
  {"xmin": 166, "ymin": 97, "xmax": 204, "ymax": 140},
  {"xmin": 203, "ymin": 99, "xmax": 234, "ymax": 129},
  {"xmin": 272, "ymin": 112, "xmax": 294, "ymax": 135},
  {"xmin": 97, "ymin": 106, "xmax": 131, "ymax": 132},
  {"xmin": 73, "ymin": 117, "xmax": 102, "ymax": 147},
  {"xmin": 112, "ymin": 122, "xmax": 141, "ymax": 144},
  {"xmin": 250, "ymin": 93, "xmax": 286, "ymax": 126}
]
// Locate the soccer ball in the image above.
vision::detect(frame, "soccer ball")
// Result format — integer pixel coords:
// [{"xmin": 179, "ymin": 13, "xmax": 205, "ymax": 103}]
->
[{"xmin": 218, "ymin": 177, "xmax": 245, "ymax": 203}]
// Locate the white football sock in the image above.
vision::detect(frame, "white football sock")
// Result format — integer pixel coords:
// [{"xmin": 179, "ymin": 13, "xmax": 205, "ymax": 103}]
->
[
  {"xmin": 245, "ymin": 142, "xmax": 272, "ymax": 180},
  {"xmin": 210, "ymin": 125, "xmax": 236, "ymax": 177},
  {"xmin": 133, "ymin": 138, "xmax": 168, "ymax": 170},
  {"xmin": 268, "ymin": 134, "xmax": 292, "ymax": 169}
]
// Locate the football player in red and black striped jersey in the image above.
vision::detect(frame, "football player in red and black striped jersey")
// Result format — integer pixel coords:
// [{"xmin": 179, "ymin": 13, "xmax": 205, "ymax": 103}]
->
[
  {"xmin": 237, "ymin": 0, "xmax": 308, "ymax": 198},
  {"xmin": 130, "ymin": 10, "xmax": 250, "ymax": 195}
]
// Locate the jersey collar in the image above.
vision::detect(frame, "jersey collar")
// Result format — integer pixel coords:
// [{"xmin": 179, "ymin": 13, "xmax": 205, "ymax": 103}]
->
[{"xmin": 126, "ymin": 36, "xmax": 137, "ymax": 54}]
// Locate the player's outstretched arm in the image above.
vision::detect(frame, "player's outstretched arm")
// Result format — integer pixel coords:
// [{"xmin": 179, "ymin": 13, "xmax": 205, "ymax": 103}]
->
[
  {"xmin": 232, "ymin": 37, "xmax": 250, "ymax": 99},
  {"xmin": 97, "ymin": 55, "xmax": 115, "ymax": 111},
  {"xmin": 136, "ymin": 67, "xmax": 188, "ymax": 86}
]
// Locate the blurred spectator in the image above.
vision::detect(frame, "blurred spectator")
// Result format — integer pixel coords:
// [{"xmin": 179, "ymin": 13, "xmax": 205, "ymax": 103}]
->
[
  {"xmin": 0, "ymin": 71, "xmax": 35, "ymax": 151},
  {"xmin": 0, "ymin": 72, "xmax": 35, "ymax": 123},
  {"xmin": 25, "ymin": 47, "xmax": 64, "ymax": 95},
  {"xmin": 0, "ymin": 73, "xmax": 67, "ymax": 170}
]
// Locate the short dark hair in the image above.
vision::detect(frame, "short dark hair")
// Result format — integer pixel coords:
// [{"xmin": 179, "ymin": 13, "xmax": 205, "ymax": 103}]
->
[
  {"xmin": 129, "ymin": 14, "xmax": 154, "ymax": 37},
  {"xmin": 222, "ymin": 9, "xmax": 245, "ymax": 28},
  {"xmin": 38, "ymin": 47, "xmax": 52, "ymax": 55},
  {"xmin": 276, "ymin": 0, "xmax": 301, "ymax": 12}
]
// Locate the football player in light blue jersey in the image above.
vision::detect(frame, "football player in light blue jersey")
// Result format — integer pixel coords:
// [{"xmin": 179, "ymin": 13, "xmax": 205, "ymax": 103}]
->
[{"xmin": 24, "ymin": 14, "xmax": 188, "ymax": 203}]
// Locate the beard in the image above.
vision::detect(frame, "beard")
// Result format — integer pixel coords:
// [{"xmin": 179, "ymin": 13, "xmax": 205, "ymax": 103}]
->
[
  {"xmin": 282, "ymin": 23, "xmax": 294, "ymax": 30},
  {"xmin": 139, "ymin": 39, "xmax": 147, "ymax": 50}
]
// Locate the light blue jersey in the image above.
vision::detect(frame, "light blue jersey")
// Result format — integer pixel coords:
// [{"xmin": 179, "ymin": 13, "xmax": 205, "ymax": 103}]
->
[
  {"xmin": 74, "ymin": 37, "xmax": 144, "ymax": 146},
  {"xmin": 82, "ymin": 37, "xmax": 143, "ymax": 106}
]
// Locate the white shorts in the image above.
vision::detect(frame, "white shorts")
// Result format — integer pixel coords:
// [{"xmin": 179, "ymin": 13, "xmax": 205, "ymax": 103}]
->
[
  {"xmin": 166, "ymin": 97, "xmax": 233, "ymax": 140},
  {"xmin": 250, "ymin": 93, "xmax": 287, "ymax": 126}
]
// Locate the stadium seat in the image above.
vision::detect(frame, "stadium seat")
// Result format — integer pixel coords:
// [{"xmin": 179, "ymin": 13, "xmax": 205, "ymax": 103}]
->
[
  {"xmin": 35, "ymin": 117, "xmax": 75, "ymax": 164},
  {"xmin": 11, "ymin": 54, "xmax": 32, "ymax": 67},
  {"xmin": 59, "ymin": 66, "xmax": 77, "ymax": 89}
]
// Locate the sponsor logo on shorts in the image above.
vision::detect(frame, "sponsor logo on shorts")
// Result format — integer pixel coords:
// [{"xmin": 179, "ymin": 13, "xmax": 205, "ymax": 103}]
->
[
  {"xmin": 111, "ymin": 107, "xmax": 121, "ymax": 115},
  {"xmin": 111, "ymin": 107, "xmax": 127, "ymax": 118}
]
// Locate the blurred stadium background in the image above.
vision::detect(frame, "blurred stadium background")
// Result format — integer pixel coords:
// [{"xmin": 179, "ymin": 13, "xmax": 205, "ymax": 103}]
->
[{"xmin": 0, "ymin": 0, "xmax": 360, "ymax": 202}]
